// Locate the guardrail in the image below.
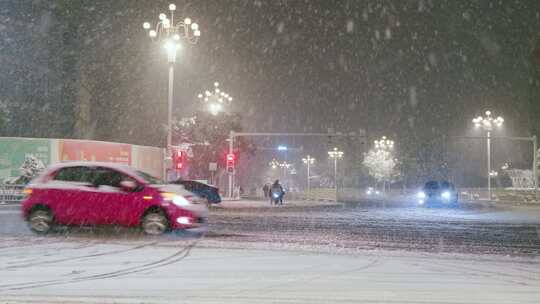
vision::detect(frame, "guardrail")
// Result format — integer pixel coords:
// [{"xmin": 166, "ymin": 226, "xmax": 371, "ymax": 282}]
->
[{"xmin": 0, "ymin": 184, "xmax": 25, "ymax": 204}]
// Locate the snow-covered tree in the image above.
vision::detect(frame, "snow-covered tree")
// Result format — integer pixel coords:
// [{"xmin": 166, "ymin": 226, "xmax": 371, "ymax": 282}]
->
[
  {"xmin": 362, "ymin": 149, "xmax": 400, "ymax": 186},
  {"xmin": 7, "ymin": 155, "xmax": 46, "ymax": 184}
]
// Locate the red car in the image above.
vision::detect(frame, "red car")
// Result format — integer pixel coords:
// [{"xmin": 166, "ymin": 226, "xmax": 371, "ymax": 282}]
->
[{"xmin": 21, "ymin": 162, "xmax": 208, "ymax": 235}]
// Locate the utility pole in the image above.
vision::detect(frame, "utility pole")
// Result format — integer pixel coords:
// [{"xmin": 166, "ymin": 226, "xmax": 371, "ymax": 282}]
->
[
  {"xmin": 302, "ymin": 155, "xmax": 315, "ymax": 195},
  {"xmin": 328, "ymin": 147, "xmax": 344, "ymax": 200},
  {"xmin": 534, "ymin": 135, "xmax": 538, "ymax": 190},
  {"xmin": 487, "ymin": 130, "xmax": 491, "ymax": 199},
  {"xmin": 228, "ymin": 131, "xmax": 234, "ymax": 198}
]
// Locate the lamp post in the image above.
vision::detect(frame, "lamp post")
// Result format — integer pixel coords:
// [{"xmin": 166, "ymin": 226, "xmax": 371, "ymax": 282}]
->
[
  {"xmin": 269, "ymin": 159, "xmax": 280, "ymax": 170},
  {"xmin": 472, "ymin": 110, "xmax": 504, "ymax": 200},
  {"xmin": 302, "ymin": 155, "xmax": 315, "ymax": 194},
  {"xmin": 328, "ymin": 147, "xmax": 344, "ymax": 198},
  {"xmin": 197, "ymin": 82, "xmax": 234, "ymax": 115},
  {"xmin": 373, "ymin": 136, "xmax": 395, "ymax": 192},
  {"xmin": 142, "ymin": 3, "xmax": 201, "ymax": 158},
  {"xmin": 374, "ymin": 136, "xmax": 395, "ymax": 151},
  {"xmin": 279, "ymin": 162, "xmax": 292, "ymax": 183},
  {"xmin": 269, "ymin": 159, "xmax": 291, "ymax": 183}
]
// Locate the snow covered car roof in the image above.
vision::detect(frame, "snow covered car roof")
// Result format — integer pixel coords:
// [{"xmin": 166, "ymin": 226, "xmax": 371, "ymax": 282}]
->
[{"xmin": 36, "ymin": 161, "xmax": 150, "ymax": 184}]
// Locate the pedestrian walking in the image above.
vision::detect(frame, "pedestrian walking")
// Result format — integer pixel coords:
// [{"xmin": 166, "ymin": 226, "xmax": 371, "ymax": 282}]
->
[{"xmin": 263, "ymin": 184, "xmax": 269, "ymax": 198}]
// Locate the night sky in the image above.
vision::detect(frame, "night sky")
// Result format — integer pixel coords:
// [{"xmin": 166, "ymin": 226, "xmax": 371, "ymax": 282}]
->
[{"xmin": 1, "ymin": 0, "xmax": 540, "ymax": 184}]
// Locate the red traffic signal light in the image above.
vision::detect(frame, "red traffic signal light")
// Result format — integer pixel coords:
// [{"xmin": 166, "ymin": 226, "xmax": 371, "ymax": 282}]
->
[
  {"xmin": 226, "ymin": 153, "xmax": 235, "ymax": 173},
  {"xmin": 173, "ymin": 149, "xmax": 185, "ymax": 170},
  {"xmin": 175, "ymin": 161, "xmax": 183, "ymax": 170}
]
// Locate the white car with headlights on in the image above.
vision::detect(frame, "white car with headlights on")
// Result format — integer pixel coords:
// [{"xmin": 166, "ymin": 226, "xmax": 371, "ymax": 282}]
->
[{"xmin": 365, "ymin": 187, "xmax": 382, "ymax": 197}]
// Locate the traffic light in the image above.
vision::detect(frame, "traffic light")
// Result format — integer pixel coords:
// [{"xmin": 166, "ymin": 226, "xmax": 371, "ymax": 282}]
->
[
  {"xmin": 173, "ymin": 149, "xmax": 184, "ymax": 170},
  {"xmin": 226, "ymin": 153, "xmax": 235, "ymax": 174}
]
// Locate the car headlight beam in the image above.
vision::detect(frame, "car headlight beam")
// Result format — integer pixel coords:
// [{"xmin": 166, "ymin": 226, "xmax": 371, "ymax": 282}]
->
[
  {"xmin": 441, "ymin": 191, "xmax": 451, "ymax": 200},
  {"xmin": 172, "ymin": 195, "xmax": 191, "ymax": 206},
  {"xmin": 161, "ymin": 192, "xmax": 191, "ymax": 206}
]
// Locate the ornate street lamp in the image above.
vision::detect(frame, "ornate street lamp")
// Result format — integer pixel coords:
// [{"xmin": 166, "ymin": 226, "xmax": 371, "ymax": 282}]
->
[
  {"xmin": 328, "ymin": 147, "xmax": 344, "ymax": 195},
  {"xmin": 374, "ymin": 136, "xmax": 394, "ymax": 151},
  {"xmin": 302, "ymin": 155, "xmax": 316, "ymax": 194},
  {"xmin": 142, "ymin": 3, "xmax": 201, "ymax": 154},
  {"xmin": 472, "ymin": 110, "xmax": 504, "ymax": 199},
  {"xmin": 197, "ymin": 82, "xmax": 234, "ymax": 115}
]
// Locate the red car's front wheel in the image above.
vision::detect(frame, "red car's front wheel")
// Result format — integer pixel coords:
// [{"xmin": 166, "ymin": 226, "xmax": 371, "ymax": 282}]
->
[{"xmin": 142, "ymin": 211, "xmax": 169, "ymax": 235}]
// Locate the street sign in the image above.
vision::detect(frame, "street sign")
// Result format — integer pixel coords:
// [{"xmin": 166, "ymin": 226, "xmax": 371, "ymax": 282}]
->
[{"xmin": 209, "ymin": 162, "xmax": 218, "ymax": 171}]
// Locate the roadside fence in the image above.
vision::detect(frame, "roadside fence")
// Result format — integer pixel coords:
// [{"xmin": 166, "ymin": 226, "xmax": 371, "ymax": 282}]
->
[{"xmin": 0, "ymin": 184, "xmax": 24, "ymax": 204}]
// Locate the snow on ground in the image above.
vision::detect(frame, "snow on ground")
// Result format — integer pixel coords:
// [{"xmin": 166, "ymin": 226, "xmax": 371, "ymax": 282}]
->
[
  {"xmin": 1, "ymin": 199, "xmax": 540, "ymax": 303},
  {"xmin": 0, "ymin": 239, "xmax": 539, "ymax": 304}
]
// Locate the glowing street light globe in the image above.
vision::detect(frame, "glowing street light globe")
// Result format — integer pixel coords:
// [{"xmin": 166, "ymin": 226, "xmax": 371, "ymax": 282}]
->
[
  {"xmin": 302, "ymin": 156, "xmax": 315, "ymax": 165},
  {"xmin": 374, "ymin": 136, "xmax": 394, "ymax": 151},
  {"xmin": 472, "ymin": 110, "xmax": 504, "ymax": 131},
  {"xmin": 328, "ymin": 147, "xmax": 344, "ymax": 159}
]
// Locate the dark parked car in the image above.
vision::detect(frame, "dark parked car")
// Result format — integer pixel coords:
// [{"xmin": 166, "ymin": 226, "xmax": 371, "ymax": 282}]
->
[
  {"xmin": 416, "ymin": 180, "xmax": 458, "ymax": 207},
  {"xmin": 174, "ymin": 180, "xmax": 221, "ymax": 204}
]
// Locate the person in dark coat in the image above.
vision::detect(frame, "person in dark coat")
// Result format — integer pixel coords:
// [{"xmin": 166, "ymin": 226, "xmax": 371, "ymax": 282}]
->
[
  {"xmin": 269, "ymin": 180, "xmax": 284, "ymax": 205},
  {"xmin": 262, "ymin": 184, "xmax": 270, "ymax": 198}
]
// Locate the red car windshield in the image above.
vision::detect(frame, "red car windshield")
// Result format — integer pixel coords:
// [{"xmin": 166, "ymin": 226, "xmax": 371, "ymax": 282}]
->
[{"xmin": 135, "ymin": 170, "xmax": 164, "ymax": 185}]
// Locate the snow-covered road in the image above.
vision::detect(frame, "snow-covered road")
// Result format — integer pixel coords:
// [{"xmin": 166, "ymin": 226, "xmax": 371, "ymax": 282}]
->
[
  {"xmin": 1, "ymin": 200, "xmax": 540, "ymax": 303},
  {"xmin": 0, "ymin": 238, "xmax": 539, "ymax": 303}
]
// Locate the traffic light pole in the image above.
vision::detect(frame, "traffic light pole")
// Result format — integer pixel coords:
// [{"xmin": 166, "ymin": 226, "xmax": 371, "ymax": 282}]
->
[
  {"xmin": 228, "ymin": 132, "xmax": 234, "ymax": 198},
  {"xmin": 227, "ymin": 131, "xmax": 365, "ymax": 198},
  {"xmin": 534, "ymin": 135, "xmax": 538, "ymax": 190}
]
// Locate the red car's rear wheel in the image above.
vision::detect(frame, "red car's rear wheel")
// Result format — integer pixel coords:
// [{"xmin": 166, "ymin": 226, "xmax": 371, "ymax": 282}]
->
[{"xmin": 28, "ymin": 209, "xmax": 53, "ymax": 234}]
